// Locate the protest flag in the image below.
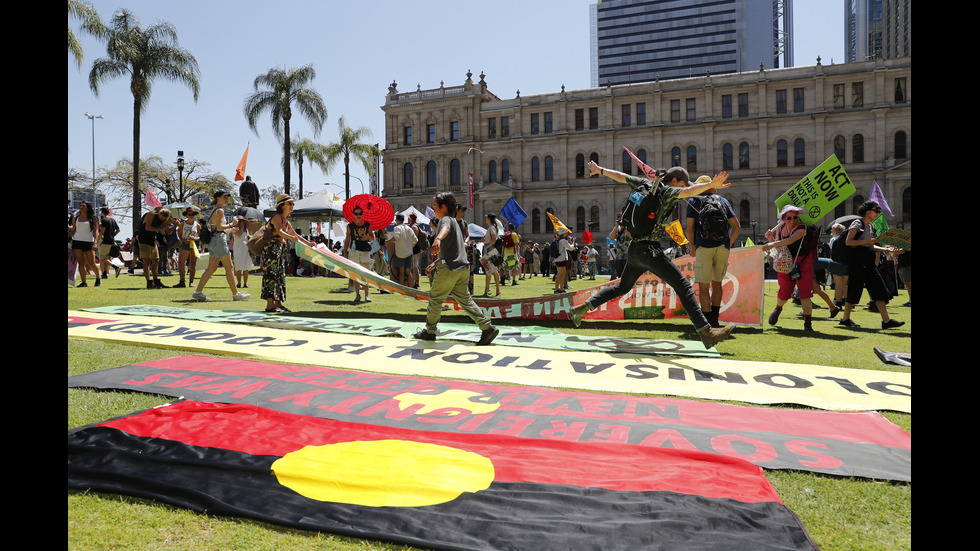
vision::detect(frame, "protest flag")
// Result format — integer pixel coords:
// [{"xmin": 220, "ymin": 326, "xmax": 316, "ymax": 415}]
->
[
  {"xmin": 665, "ymin": 220, "xmax": 688, "ymax": 246},
  {"xmin": 581, "ymin": 229, "xmax": 593, "ymax": 243},
  {"xmin": 235, "ymin": 143, "xmax": 249, "ymax": 181},
  {"xmin": 546, "ymin": 211, "xmax": 571, "ymax": 235},
  {"xmin": 144, "ymin": 187, "xmax": 161, "ymax": 209},
  {"xmin": 500, "ymin": 197, "xmax": 527, "ymax": 227},
  {"xmin": 869, "ymin": 181, "xmax": 893, "ymax": 217},
  {"xmin": 68, "ymin": 401, "xmax": 817, "ymax": 551},
  {"xmin": 624, "ymin": 146, "xmax": 659, "ymax": 181}
]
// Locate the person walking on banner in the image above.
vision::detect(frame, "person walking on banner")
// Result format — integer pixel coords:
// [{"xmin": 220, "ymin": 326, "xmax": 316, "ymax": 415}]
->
[
  {"xmin": 413, "ymin": 192, "xmax": 499, "ymax": 346},
  {"xmin": 571, "ymin": 161, "xmax": 735, "ymax": 349},
  {"xmin": 685, "ymin": 176, "xmax": 740, "ymax": 327},
  {"xmin": 838, "ymin": 200, "xmax": 905, "ymax": 330}
]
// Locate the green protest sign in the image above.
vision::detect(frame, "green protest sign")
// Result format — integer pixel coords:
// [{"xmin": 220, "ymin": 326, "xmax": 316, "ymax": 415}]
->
[{"xmin": 774, "ymin": 155, "xmax": 856, "ymax": 225}]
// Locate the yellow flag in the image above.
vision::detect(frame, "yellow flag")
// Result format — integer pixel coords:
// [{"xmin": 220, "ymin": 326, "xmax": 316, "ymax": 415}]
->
[
  {"xmin": 745, "ymin": 236, "xmax": 755, "ymax": 247},
  {"xmin": 665, "ymin": 220, "xmax": 688, "ymax": 246},
  {"xmin": 546, "ymin": 211, "xmax": 571, "ymax": 235}
]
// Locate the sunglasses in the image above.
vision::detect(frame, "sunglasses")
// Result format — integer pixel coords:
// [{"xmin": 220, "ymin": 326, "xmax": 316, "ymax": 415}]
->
[
  {"xmin": 785, "ymin": 215, "xmax": 798, "ymax": 221},
  {"xmin": 354, "ymin": 212, "xmax": 363, "ymax": 216}
]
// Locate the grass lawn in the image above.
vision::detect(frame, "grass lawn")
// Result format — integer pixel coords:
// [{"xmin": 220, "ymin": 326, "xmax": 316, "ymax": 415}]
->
[{"xmin": 69, "ymin": 267, "xmax": 910, "ymax": 550}]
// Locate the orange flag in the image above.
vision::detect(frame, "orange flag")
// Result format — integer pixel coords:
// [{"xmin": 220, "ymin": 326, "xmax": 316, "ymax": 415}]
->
[
  {"xmin": 235, "ymin": 143, "xmax": 249, "ymax": 181},
  {"xmin": 546, "ymin": 211, "xmax": 571, "ymax": 235}
]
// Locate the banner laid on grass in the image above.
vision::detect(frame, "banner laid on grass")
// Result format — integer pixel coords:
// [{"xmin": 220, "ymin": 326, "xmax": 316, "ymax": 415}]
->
[
  {"xmin": 83, "ymin": 305, "xmax": 717, "ymax": 357},
  {"xmin": 297, "ymin": 243, "xmax": 765, "ymax": 325},
  {"xmin": 69, "ymin": 356, "xmax": 913, "ymax": 481},
  {"xmin": 68, "ymin": 312, "xmax": 912, "ymax": 412},
  {"xmin": 68, "ymin": 400, "xmax": 818, "ymax": 550}
]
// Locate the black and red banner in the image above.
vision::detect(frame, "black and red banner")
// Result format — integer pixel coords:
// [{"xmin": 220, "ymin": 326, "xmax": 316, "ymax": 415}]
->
[
  {"xmin": 68, "ymin": 355, "xmax": 912, "ymax": 482},
  {"xmin": 69, "ymin": 400, "xmax": 817, "ymax": 551}
]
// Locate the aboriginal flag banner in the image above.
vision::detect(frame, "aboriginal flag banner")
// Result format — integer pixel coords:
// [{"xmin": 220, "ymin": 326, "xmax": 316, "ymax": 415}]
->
[{"xmin": 69, "ymin": 401, "xmax": 817, "ymax": 550}]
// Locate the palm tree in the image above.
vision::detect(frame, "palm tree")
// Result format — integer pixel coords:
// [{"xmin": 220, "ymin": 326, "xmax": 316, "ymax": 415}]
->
[
  {"xmin": 68, "ymin": 0, "xmax": 105, "ymax": 69},
  {"xmin": 323, "ymin": 116, "xmax": 378, "ymax": 200},
  {"xmin": 88, "ymin": 9, "xmax": 200, "ymax": 234},
  {"xmin": 243, "ymin": 66, "xmax": 327, "ymax": 196},
  {"xmin": 290, "ymin": 136, "xmax": 329, "ymax": 198}
]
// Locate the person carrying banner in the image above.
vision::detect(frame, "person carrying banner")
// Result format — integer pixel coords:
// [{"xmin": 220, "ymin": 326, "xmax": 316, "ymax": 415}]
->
[
  {"xmin": 838, "ymin": 201, "xmax": 905, "ymax": 329},
  {"xmin": 761, "ymin": 205, "xmax": 815, "ymax": 330},
  {"xmin": 344, "ymin": 206, "xmax": 375, "ymax": 303},
  {"xmin": 685, "ymin": 177, "xmax": 740, "ymax": 327},
  {"xmin": 414, "ymin": 192, "xmax": 499, "ymax": 346},
  {"xmin": 571, "ymin": 162, "xmax": 734, "ymax": 349}
]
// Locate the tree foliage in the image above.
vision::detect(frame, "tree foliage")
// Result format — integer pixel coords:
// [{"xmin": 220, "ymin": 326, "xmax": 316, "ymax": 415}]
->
[
  {"xmin": 88, "ymin": 8, "xmax": 200, "ymax": 234},
  {"xmin": 322, "ymin": 116, "xmax": 378, "ymax": 200},
  {"xmin": 68, "ymin": 0, "xmax": 105, "ymax": 69},
  {"xmin": 243, "ymin": 65, "xmax": 327, "ymax": 196}
]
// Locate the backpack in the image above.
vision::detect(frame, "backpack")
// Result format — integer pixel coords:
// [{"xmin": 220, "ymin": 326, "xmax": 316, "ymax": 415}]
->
[
  {"xmin": 831, "ymin": 235, "xmax": 849, "ymax": 265},
  {"xmin": 199, "ymin": 209, "xmax": 215, "ymax": 243},
  {"xmin": 693, "ymin": 195, "xmax": 731, "ymax": 242},
  {"xmin": 549, "ymin": 237, "xmax": 561, "ymax": 257},
  {"xmin": 620, "ymin": 179, "xmax": 662, "ymax": 239},
  {"xmin": 502, "ymin": 231, "xmax": 515, "ymax": 249}
]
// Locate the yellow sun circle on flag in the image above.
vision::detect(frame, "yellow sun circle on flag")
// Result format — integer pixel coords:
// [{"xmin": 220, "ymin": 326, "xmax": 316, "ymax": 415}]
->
[{"xmin": 272, "ymin": 439, "xmax": 495, "ymax": 507}]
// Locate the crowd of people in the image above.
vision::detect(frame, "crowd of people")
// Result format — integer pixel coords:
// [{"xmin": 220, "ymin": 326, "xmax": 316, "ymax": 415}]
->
[{"xmin": 71, "ymin": 169, "xmax": 908, "ymax": 348}]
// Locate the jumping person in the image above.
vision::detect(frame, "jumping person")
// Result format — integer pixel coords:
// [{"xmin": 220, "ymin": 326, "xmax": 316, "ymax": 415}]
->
[{"xmin": 571, "ymin": 161, "xmax": 735, "ymax": 349}]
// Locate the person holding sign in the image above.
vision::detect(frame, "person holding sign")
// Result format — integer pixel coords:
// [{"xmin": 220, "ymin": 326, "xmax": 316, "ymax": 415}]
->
[
  {"xmin": 839, "ymin": 201, "xmax": 905, "ymax": 329},
  {"xmin": 762, "ymin": 205, "xmax": 815, "ymax": 331},
  {"xmin": 571, "ymin": 161, "xmax": 735, "ymax": 349}
]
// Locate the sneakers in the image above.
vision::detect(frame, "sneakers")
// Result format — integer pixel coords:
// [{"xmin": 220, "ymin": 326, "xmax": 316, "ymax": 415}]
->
[
  {"xmin": 477, "ymin": 326, "xmax": 500, "ymax": 346},
  {"xmin": 365, "ymin": 295, "xmax": 372, "ymax": 303},
  {"xmin": 192, "ymin": 291, "xmax": 210, "ymax": 302},
  {"xmin": 173, "ymin": 281, "xmax": 187, "ymax": 288},
  {"xmin": 699, "ymin": 323, "xmax": 735, "ymax": 349},
  {"xmin": 77, "ymin": 282, "xmax": 88, "ymax": 288},
  {"xmin": 94, "ymin": 279, "xmax": 101, "ymax": 287},
  {"xmin": 768, "ymin": 307, "xmax": 782, "ymax": 326},
  {"xmin": 829, "ymin": 306, "xmax": 841, "ymax": 319},
  {"xmin": 413, "ymin": 329, "xmax": 436, "ymax": 341},
  {"xmin": 881, "ymin": 319, "xmax": 905, "ymax": 330},
  {"xmin": 803, "ymin": 316, "xmax": 813, "ymax": 331},
  {"xmin": 571, "ymin": 303, "xmax": 590, "ymax": 328},
  {"xmin": 233, "ymin": 291, "xmax": 251, "ymax": 301},
  {"xmin": 839, "ymin": 318, "xmax": 859, "ymax": 328},
  {"xmin": 354, "ymin": 294, "xmax": 362, "ymax": 304},
  {"xmin": 154, "ymin": 280, "xmax": 168, "ymax": 289}
]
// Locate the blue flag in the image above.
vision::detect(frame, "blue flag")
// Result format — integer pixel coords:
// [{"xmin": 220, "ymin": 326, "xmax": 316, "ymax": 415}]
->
[{"xmin": 499, "ymin": 197, "xmax": 527, "ymax": 227}]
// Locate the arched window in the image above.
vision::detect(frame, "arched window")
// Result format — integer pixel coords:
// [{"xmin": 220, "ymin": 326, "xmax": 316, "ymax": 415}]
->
[
  {"xmin": 739, "ymin": 142, "xmax": 750, "ymax": 169},
  {"xmin": 589, "ymin": 153, "xmax": 599, "ymax": 177},
  {"xmin": 544, "ymin": 156, "xmax": 554, "ymax": 180},
  {"xmin": 895, "ymin": 131, "xmax": 907, "ymax": 159},
  {"xmin": 722, "ymin": 143, "xmax": 733, "ymax": 171},
  {"xmin": 488, "ymin": 160, "xmax": 497, "ymax": 183},
  {"xmin": 622, "ymin": 150, "xmax": 632, "ymax": 175},
  {"xmin": 532, "ymin": 208, "xmax": 541, "ymax": 233},
  {"xmin": 450, "ymin": 159, "xmax": 461, "ymax": 189},
  {"xmin": 794, "ymin": 138, "xmax": 805, "ymax": 166},
  {"xmin": 637, "ymin": 148, "xmax": 647, "ymax": 165},
  {"xmin": 739, "ymin": 199, "xmax": 750, "ymax": 228},
  {"xmin": 575, "ymin": 154, "xmax": 586, "ymax": 178},
  {"xmin": 852, "ymin": 195, "xmax": 865, "ymax": 213},
  {"xmin": 834, "ymin": 135, "xmax": 846, "ymax": 162},
  {"xmin": 776, "ymin": 140, "xmax": 788, "ymax": 167},
  {"xmin": 687, "ymin": 145, "xmax": 697, "ymax": 172},
  {"xmin": 531, "ymin": 157, "xmax": 540, "ymax": 181},
  {"xmin": 590, "ymin": 205, "xmax": 601, "ymax": 233},
  {"xmin": 426, "ymin": 161, "xmax": 437, "ymax": 187},
  {"xmin": 671, "ymin": 147, "xmax": 681, "ymax": 167},
  {"xmin": 501, "ymin": 159, "xmax": 510, "ymax": 182},
  {"xmin": 403, "ymin": 163, "xmax": 414, "ymax": 189},
  {"xmin": 576, "ymin": 206, "xmax": 586, "ymax": 232},
  {"xmin": 852, "ymin": 134, "xmax": 864, "ymax": 163}
]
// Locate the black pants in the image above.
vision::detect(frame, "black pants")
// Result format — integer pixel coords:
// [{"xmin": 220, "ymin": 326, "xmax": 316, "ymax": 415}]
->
[{"xmin": 587, "ymin": 241, "xmax": 708, "ymax": 330}]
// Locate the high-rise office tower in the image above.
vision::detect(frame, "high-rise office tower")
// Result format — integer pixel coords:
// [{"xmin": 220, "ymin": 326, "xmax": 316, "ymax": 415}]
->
[
  {"xmin": 845, "ymin": 0, "xmax": 911, "ymax": 62},
  {"xmin": 591, "ymin": 0, "xmax": 793, "ymax": 86}
]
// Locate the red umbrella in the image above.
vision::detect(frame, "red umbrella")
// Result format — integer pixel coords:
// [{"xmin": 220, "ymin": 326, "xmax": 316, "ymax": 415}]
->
[{"xmin": 342, "ymin": 194, "xmax": 394, "ymax": 231}]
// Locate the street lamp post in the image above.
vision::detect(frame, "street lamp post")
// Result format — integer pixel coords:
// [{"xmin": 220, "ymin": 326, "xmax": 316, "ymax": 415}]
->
[
  {"xmin": 177, "ymin": 150, "xmax": 185, "ymax": 201},
  {"xmin": 84, "ymin": 112, "xmax": 104, "ymax": 210},
  {"xmin": 343, "ymin": 173, "xmax": 365, "ymax": 195},
  {"xmin": 466, "ymin": 147, "xmax": 484, "ymax": 215}
]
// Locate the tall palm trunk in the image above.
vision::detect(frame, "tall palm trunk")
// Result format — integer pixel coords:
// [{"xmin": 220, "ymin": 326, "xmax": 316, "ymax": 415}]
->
[
  {"xmin": 282, "ymin": 118, "xmax": 291, "ymax": 195},
  {"xmin": 132, "ymin": 96, "xmax": 142, "ymax": 235}
]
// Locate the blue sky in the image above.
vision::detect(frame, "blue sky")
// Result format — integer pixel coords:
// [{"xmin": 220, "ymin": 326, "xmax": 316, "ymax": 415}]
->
[{"xmin": 68, "ymin": 0, "xmax": 844, "ymax": 228}]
